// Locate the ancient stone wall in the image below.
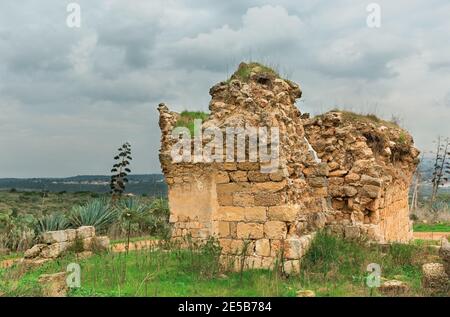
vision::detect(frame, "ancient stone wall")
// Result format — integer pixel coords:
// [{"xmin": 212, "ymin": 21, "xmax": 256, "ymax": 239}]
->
[
  {"xmin": 303, "ymin": 111, "xmax": 419, "ymax": 243},
  {"xmin": 158, "ymin": 62, "xmax": 420, "ymax": 271}
]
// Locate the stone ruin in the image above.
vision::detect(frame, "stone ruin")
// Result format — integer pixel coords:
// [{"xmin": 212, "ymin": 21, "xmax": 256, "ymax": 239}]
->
[
  {"xmin": 22, "ymin": 226, "xmax": 109, "ymax": 266},
  {"xmin": 158, "ymin": 62, "xmax": 420, "ymax": 272}
]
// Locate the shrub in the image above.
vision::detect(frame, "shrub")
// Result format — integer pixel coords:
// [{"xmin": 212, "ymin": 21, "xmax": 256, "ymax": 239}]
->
[
  {"xmin": 174, "ymin": 111, "xmax": 209, "ymax": 136},
  {"xmin": 69, "ymin": 198, "xmax": 118, "ymax": 234},
  {"xmin": 35, "ymin": 214, "xmax": 69, "ymax": 237}
]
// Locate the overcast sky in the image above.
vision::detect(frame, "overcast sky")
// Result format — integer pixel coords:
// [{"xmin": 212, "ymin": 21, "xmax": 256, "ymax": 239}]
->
[{"xmin": 0, "ymin": 0, "xmax": 449, "ymax": 178}]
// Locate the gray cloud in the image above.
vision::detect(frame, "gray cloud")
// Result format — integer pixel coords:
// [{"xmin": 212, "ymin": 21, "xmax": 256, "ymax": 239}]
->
[{"xmin": 0, "ymin": 0, "xmax": 449, "ymax": 177}]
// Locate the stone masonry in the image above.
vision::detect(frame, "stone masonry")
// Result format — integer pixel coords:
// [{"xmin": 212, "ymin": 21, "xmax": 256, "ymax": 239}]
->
[
  {"xmin": 158, "ymin": 62, "xmax": 420, "ymax": 272},
  {"xmin": 23, "ymin": 226, "xmax": 110, "ymax": 266}
]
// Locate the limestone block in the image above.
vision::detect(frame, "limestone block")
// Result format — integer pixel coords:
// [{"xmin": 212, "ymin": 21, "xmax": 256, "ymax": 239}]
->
[
  {"xmin": 284, "ymin": 238, "xmax": 304, "ymax": 260},
  {"xmin": 440, "ymin": 238, "xmax": 450, "ymax": 276},
  {"xmin": 40, "ymin": 242, "xmax": 69, "ymax": 259},
  {"xmin": 236, "ymin": 223, "xmax": 264, "ymax": 239},
  {"xmin": 223, "ymin": 163, "xmax": 237, "ymax": 171},
  {"xmin": 422, "ymin": 263, "xmax": 449, "ymax": 293},
  {"xmin": 218, "ymin": 193, "xmax": 233, "ymax": 206},
  {"xmin": 255, "ymin": 239, "xmax": 271, "ymax": 257},
  {"xmin": 328, "ymin": 170, "xmax": 348, "ymax": 177},
  {"xmin": 237, "ymin": 162, "xmax": 259, "ymax": 171},
  {"xmin": 361, "ymin": 175, "xmax": 382, "ymax": 187},
  {"xmin": 264, "ymin": 221, "xmax": 287, "ymax": 239},
  {"xmin": 254, "ymin": 192, "xmax": 284, "ymax": 206},
  {"xmin": 230, "ymin": 171, "xmax": 248, "ymax": 182},
  {"xmin": 253, "ymin": 181, "xmax": 287, "ymax": 192},
  {"xmin": 65, "ymin": 229, "xmax": 77, "ymax": 242},
  {"xmin": 24, "ymin": 244, "xmax": 47, "ymax": 259},
  {"xmin": 379, "ymin": 280, "xmax": 410, "ymax": 296},
  {"xmin": 232, "ymin": 193, "xmax": 255, "ymax": 207},
  {"xmin": 217, "ymin": 207, "xmax": 246, "ymax": 222},
  {"xmin": 343, "ymin": 186, "xmax": 358, "ymax": 197},
  {"xmin": 268, "ymin": 205, "xmax": 298, "ymax": 222},
  {"xmin": 218, "ymin": 222, "xmax": 230, "ymax": 237},
  {"xmin": 269, "ymin": 170, "xmax": 285, "ymax": 181},
  {"xmin": 307, "ymin": 177, "xmax": 327, "ymax": 188},
  {"xmin": 42, "ymin": 231, "xmax": 69, "ymax": 244},
  {"xmin": 38, "ymin": 272, "xmax": 68, "ymax": 297},
  {"xmin": 76, "ymin": 226, "xmax": 96, "ymax": 239},
  {"xmin": 244, "ymin": 207, "xmax": 267, "ymax": 222},
  {"xmin": 216, "ymin": 171, "xmax": 230, "ymax": 184},
  {"xmin": 345, "ymin": 173, "xmax": 360, "ymax": 183},
  {"xmin": 247, "ymin": 171, "xmax": 270, "ymax": 182},
  {"xmin": 361, "ymin": 185, "xmax": 381, "ymax": 199},
  {"xmin": 283, "ymin": 260, "xmax": 300, "ymax": 275}
]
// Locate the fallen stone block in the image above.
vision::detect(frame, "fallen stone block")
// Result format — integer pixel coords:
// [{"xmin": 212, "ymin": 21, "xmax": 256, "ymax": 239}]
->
[
  {"xmin": 42, "ymin": 230, "xmax": 68, "ymax": 244},
  {"xmin": 379, "ymin": 280, "xmax": 410, "ymax": 296},
  {"xmin": 38, "ymin": 272, "xmax": 68, "ymax": 297},
  {"xmin": 76, "ymin": 226, "xmax": 96, "ymax": 239},
  {"xmin": 422, "ymin": 263, "xmax": 449, "ymax": 294},
  {"xmin": 24, "ymin": 244, "xmax": 47, "ymax": 259},
  {"xmin": 40, "ymin": 242, "xmax": 69, "ymax": 259}
]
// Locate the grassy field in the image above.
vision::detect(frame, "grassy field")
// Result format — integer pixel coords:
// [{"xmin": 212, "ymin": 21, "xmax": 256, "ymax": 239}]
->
[
  {"xmin": 0, "ymin": 232, "xmax": 444, "ymax": 297},
  {"xmin": 413, "ymin": 223, "xmax": 450, "ymax": 232}
]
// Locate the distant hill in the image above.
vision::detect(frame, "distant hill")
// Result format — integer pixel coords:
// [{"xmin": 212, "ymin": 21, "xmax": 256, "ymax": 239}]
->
[{"xmin": 0, "ymin": 174, "xmax": 167, "ymax": 197}]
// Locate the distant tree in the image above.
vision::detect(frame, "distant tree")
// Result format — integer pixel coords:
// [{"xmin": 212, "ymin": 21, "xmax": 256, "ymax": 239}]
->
[
  {"xmin": 430, "ymin": 136, "xmax": 450, "ymax": 206},
  {"xmin": 110, "ymin": 142, "xmax": 132, "ymax": 199}
]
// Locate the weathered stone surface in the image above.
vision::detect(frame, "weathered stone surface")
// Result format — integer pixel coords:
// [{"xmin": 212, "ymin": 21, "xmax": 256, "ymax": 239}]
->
[
  {"xmin": 255, "ymin": 239, "xmax": 270, "ymax": 257},
  {"xmin": 422, "ymin": 263, "xmax": 449, "ymax": 293},
  {"xmin": 38, "ymin": 272, "xmax": 67, "ymax": 297},
  {"xmin": 244, "ymin": 207, "xmax": 267, "ymax": 222},
  {"xmin": 236, "ymin": 223, "xmax": 264, "ymax": 239},
  {"xmin": 230, "ymin": 171, "xmax": 248, "ymax": 182},
  {"xmin": 216, "ymin": 171, "xmax": 230, "ymax": 184},
  {"xmin": 264, "ymin": 221, "xmax": 287, "ymax": 239},
  {"xmin": 379, "ymin": 280, "xmax": 410, "ymax": 296},
  {"xmin": 40, "ymin": 242, "xmax": 69, "ymax": 259},
  {"xmin": 284, "ymin": 238, "xmax": 304, "ymax": 259},
  {"xmin": 440, "ymin": 238, "xmax": 450, "ymax": 276},
  {"xmin": 267, "ymin": 205, "xmax": 298, "ymax": 222},
  {"xmin": 76, "ymin": 226, "xmax": 96, "ymax": 239},
  {"xmin": 42, "ymin": 231, "xmax": 69, "ymax": 244},
  {"xmin": 24, "ymin": 244, "xmax": 46, "ymax": 259},
  {"xmin": 233, "ymin": 193, "xmax": 255, "ymax": 207}
]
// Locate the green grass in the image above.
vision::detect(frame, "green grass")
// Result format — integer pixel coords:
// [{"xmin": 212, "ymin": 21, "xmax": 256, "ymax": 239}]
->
[
  {"xmin": 228, "ymin": 62, "xmax": 280, "ymax": 83},
  {"xmin": 413, "ymin": 223, "xmax": 450, "ymax": 232},
  {"xmin": 0, "ymin": 232, "xmax": 441, "ymax": 297},
  {"xmin": 174, "ymin": 111, "xmax": 209, "ymax": 136}
]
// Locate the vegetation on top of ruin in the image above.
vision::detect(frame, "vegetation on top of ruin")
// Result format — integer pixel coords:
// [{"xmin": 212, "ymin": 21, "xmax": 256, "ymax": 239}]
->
[
  {"xmin": 228, "ymin": 62, "xmax": 281, "ymax": 83},
  {"xmin": 174, "ymin": 110, "xmax": 210, "ymax": 136},
  {"xmin": 329, "ymin": 109, "xmax": 400, "ymax": 129}
]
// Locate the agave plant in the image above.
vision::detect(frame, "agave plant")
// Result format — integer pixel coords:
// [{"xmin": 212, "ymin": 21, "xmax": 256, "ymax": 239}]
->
[
  {"xmin": 69, "ymin": 198, "xmax": 119, "ymax": 234},
  {"xmin": 35, "ymin": 214, "xmax": 69, "ymax": 236}
]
